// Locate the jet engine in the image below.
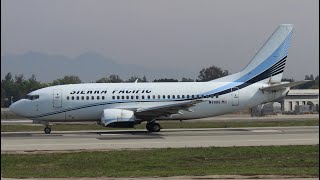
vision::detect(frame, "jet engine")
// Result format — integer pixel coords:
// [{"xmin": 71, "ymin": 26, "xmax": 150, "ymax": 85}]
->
[{"xmin": 100, "ymin": 109, "xmax": 136, "ymax": 128}]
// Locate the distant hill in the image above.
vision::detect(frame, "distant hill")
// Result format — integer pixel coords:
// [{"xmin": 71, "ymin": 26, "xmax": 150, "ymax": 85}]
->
[{"xmin": 1, "ymin": 51, "xmax": 197, "ymax": 82}]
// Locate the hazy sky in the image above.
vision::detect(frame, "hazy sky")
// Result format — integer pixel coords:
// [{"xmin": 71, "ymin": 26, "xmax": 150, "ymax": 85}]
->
[{"xmin": 1, "ymin": 0, "xmax": 319, "ymax": 80}]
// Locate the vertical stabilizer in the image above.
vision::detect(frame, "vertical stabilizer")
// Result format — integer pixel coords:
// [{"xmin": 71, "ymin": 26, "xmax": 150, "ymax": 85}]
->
[
  {"xmin": 240, "ymin": 24, "xmax": 294, "ymax": 83},
  {"xmin": 211, "ymin": 24, "xmax": 294, "ymax": 84}
]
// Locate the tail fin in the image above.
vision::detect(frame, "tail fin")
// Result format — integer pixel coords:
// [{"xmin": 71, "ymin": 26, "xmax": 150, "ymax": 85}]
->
[{"xmin": 239, "ymin": 24, "xmax": 294, "ymax": 83}]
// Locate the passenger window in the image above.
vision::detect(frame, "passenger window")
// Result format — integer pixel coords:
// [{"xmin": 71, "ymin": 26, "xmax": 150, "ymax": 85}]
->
[
  {"xmin": 182, "ymin": 95, "xmax": 185, "ymax": 98},
  {"xmin": 131, "ymin": 96, "xmax": 134, "ymax": 99},
  {"xmin": 153, "ymin": 95, "xmax": 155, "ymax": 99},
  {"xmin": 117, "ymin": 96, "xmax": 120, "ymax": 99},
  {"xmin": 136, "ymin": 96, "xmax": 139, "ymax": 99},
  {"xmin": 167, "ymin": 95, "xmax": 170, "ymax": 99},
  {"xmin": 97, "ymin": 96, "xmax": 100, "ymax": 100},
  {"xmin": 91, "ymin": 96, "xmax": 94, "ymax": 100},
  {"xmin": 147, "ymin": 95, "xmax": 150, "ymax": 99},
  {"xmin": 126, "ymin": 96, "xmax": 129, "ymax": 99},
  {"xmin": 196, "ymin": 95, "xmax": 200, "ymax": 99},
  {"xmin": 177, "ymin": 95, "xmax": 180, "ymax": 98},
  {"xmin": 76, "ymin": 96, "xmax": 79, "ymax": 100},
  {"xmin": 191, "ymin": 95, "xmax": 194, "ymax": 99},
  {"xmin": 216, "ymin": 95, "xmax": 219, "ymax": 98},
  {"xmin": 142, "ymin": 95, "xmax": 145, "ymax": 99},
  {"xmin": 122, "ymin": 96, "xmax": 124, "ymax": 99},
  {"xmin": 86, "ymin": 96, "xmax": 89, "ymax": 100},
  {"xmin": 81, "ymin": 96, "xmax": 84, "ymax": 100},
  {"xmin": 158, "ymin": 95, "xmax": 161, "ymax": 99},
  {"xmin": 102, "ymin": 96, "xmax": 105, "ymax": 100},
  {"xmin": 112, "ymin": 96, "xmax": 115, "ymax": 99},
  {"xmin": 163, "ymin": 95, "xmax": 166, "ymax": 99},
  {"xmin": 173, "ymin": 95, "xmax": 175, "ymax": 99},
  {"xmin": 71, "ymin": 96, "xmax": 74, "ymax": 100},
  {"xmin": 67, "ymin": 96, "xmax": 69, "ymax": 100},
  {"xmin": 187, "ymin": 95, "xmax": 190, "ymax": 98}
]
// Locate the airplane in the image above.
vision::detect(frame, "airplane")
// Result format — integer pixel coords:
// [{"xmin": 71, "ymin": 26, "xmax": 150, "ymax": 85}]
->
[{"xmin": 9, "ymin": 24, "xmax": 306, "ymax": 134}]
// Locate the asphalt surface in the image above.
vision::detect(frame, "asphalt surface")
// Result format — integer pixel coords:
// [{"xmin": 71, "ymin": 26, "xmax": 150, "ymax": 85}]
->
[
  {"xmin": 1, "ymin": 126, "xmax": 318, "ymax": 152},
  {"xmin": 1, "ymin": 114, "xmax": 319, "ymax": 125}
]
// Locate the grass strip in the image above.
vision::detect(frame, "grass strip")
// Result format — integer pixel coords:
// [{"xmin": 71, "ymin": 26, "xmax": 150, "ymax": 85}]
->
[
  {"xmin": 1, "ymin": 145, "xmax": 319, "ymax": 178},
  {"xmin": 1, "ymin": 119, "xmax": 319, "ymax": 132}
]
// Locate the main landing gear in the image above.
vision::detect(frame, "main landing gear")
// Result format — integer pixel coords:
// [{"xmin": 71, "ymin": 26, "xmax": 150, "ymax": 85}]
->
[
  {"xmin": 44, "ymin": 126, "xmax": 52, "ymax": 134},
  {"xmin": 146, "ymin": 122, "xmax": 161, "ymax": 132}
]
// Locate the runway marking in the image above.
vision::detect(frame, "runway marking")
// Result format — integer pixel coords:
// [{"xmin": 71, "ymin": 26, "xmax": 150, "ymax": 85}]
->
[
  {"xmin": 99, "ymin": 133, "xmax": 125, "ymax": 136},
  {"xmin": 251, "ymin": 130, "xmax": 282, "ymax": 133},
  {"xmin": 3, "ymin": 138, "xmax": 318, "ymax": 147}
]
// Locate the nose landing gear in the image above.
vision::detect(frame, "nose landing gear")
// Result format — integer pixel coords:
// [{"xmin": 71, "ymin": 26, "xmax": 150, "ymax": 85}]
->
[
  {"xmin": 146, "ymin": 122, "xmax": 161, "ymax": 132},
  {"xmin": 44, "ymin": 126, "xmax": 52, "ymax": 134},
  {"xmin": 36, "ymin": 120, "xmax": 52, "ymax": 134}
]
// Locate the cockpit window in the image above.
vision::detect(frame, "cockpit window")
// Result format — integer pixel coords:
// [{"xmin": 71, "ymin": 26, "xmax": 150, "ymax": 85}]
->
[{"xmin": 26, "ymin": 95, "xmax": 40, "ymax": 100}]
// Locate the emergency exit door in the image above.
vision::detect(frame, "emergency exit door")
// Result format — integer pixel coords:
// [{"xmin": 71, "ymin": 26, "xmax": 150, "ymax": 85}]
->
[
  {"xmin": 53, "ymin": 89, "xmax": 62, "ymax": 108},
  {"xmin": 231, "ymin": 87, "xmax": 239, "ymax": 106}
]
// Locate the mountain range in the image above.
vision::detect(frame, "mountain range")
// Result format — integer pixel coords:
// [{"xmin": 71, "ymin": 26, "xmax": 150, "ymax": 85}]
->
[{"xmin": 1, "ymin": 51, "xmax": 198, "ymax": 82}]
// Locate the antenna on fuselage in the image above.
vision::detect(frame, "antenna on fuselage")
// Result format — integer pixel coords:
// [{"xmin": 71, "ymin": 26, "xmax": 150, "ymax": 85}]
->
[{"xmin": 134, "ymin": 79, "xmax": 138, "ymax": 83}]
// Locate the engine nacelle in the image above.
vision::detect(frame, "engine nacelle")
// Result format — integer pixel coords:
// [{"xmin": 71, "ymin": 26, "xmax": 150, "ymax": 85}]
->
[{"xmin": 101, "ymin": 109, "xmax": 136, "ymax": 128}]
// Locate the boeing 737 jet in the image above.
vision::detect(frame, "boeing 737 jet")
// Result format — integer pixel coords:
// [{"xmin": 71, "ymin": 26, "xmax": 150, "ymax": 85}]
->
[{"xmin": 9, "ymin": 24, "xmax": 306, "ymax": 134}]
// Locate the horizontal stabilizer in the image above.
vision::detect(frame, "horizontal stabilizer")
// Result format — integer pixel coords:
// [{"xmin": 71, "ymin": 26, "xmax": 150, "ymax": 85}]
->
[{"xmin": 260, "ymin": 80, "xmax": 311, "ymax": 91}]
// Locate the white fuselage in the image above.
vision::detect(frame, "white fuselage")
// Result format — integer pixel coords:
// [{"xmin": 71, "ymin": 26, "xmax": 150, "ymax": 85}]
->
[{"xmin": 10, "ymin": 80, "xmax": 288, "ymax": 123}]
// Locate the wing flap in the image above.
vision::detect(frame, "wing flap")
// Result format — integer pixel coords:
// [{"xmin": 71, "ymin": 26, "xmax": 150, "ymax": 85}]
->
[{"xmin": 135, "ymin": 99, "xmax": 203, "ymax": 119}]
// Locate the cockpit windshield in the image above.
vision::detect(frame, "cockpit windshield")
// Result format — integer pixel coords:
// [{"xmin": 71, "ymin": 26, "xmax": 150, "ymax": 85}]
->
[{"xmin": 25, "ymin": 95, "xmax": 40, "ymax": 100}]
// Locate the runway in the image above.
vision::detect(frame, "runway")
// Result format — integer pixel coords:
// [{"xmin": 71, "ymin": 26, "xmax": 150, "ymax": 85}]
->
[
  {"xmin": 1, "ymin": 114, "xmax": 319, "ymax": 125},
  {"xmin": 1, "ymin": 126, "xmax": 318, "ymax": 152}
]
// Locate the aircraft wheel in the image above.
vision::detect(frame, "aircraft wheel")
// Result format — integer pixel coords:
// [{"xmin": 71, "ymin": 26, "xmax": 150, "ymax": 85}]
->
[
  {"xmin": 146, "ymin": 122, "xmax": 161, "ymax": 132},
  {"xmin": 44, "ymin": 127, "xmax": 51, "ymax": 134}
]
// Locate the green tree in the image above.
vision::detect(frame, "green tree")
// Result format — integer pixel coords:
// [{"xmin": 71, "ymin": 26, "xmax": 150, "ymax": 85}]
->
[
  {"xmin": 295, "ymin": 74, "xmax": 319, "ymax": 89},
  {"xmin": 281, "ymin": 78, "xmax": 295, "ymax": 82},
  {"xmin": 126, "ymin": 75, "xmax": 148, "ymax": 82},
  {"xmin": 97, "ymin": 75, "xmax": 126, "ymax": 83},
  {"xmin": 96, "ymin": 77, "xmax": 111, "ymax": 83},
  {"xmin": 197, "ymin": 65, "xmax": 229, "ymax": 82},
  {"xmin": 153, "ymin": 78, "xmax": 178, "ymax": 82},
  {"xmin": 2, "ymin": 73, "xmax": 15, "ymax": 107},
  {"xmin": 13, "ymin": 74, "xmax": 28, "ymax": 101},
  {"xmin": 1, "ymin": 85, "xmax": 6, "ymax": 107},
  {"xmin": 109, "ymin": 74, "xmax": 123, "ymax": 83},
  {"xmin": 26, "ymin": 74, "xmax": 42, "ymax": 92},
  {"xmin": 311, "ymin": 75, "xmax": 319, "ymax": 89},
  {"xmin": 181, "ymin": 77, "xmax": 194, "ymax": 82},
  {"xmin": 52, "ymin": 75, "xmax": 82, "ymax": 85}
]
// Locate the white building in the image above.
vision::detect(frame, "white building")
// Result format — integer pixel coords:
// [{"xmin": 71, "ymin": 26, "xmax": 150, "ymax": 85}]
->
[
  {"xmin": 252, "ymin": 89, "xmax": 319, "ymax": 116},
  {"xmin": 281, "ymin": 89, "xmax": 319, "ymax": 113}
]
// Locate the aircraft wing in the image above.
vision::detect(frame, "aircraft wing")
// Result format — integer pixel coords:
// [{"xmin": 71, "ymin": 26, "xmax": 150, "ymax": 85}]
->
[
  {"xmin": 135, "ymin": 99, "xmax": 203, "ymax": 119},
  {"xmin": 260, "ymin": 80, "xmax": 310, "ymax": 91}
]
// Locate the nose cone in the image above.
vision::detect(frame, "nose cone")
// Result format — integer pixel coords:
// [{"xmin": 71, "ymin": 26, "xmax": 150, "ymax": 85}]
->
[
  {"xmin": 9, "ymin": 101, "xmax": 25, "ymax": 116},
  {"xmin": 9, "ymin": 103, "xmax": 16, "ymax": 113}
]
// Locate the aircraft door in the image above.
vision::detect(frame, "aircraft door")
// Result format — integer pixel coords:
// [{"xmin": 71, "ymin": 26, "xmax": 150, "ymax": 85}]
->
[
  {"xmin": 53, "ymin": 89, "xmax": 62, "ymax": 108},
  {"xmin": 231, "ymin": 87, "xmax": 239, "ymax": 106}
]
